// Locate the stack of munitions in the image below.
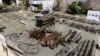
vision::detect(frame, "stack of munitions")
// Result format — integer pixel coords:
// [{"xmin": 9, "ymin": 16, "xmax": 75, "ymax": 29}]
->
[
  {"xmin": 67, "ymin": 31, "xmax": 77, "ymax": 43},
  {"xmin": 57, "ymin": 20, "xmax": 98, "ymax": 34},
  {"xmin": 36, "ymin": 15, "xmax": 55, "ymax": 27},
  {"xmin": 54, "ymin": 14, "xmax": 100, "ymax": 25},
  {"xmin": 68, "ymin": 22, "xmax": 97, "ymax": 34},
  {"xmin": 56, "ymin": 40, "xmax": 96, "ymax": 56},
  {"xmin": 61, "ymin": 30, "xmax": 82, "ymax": 46},
  {"xmin": 54, "ymin": 14, "xmax": 100, "ymax": 34},
  {"xmin": 40, "ymin": 31, "xmax": 62, "ymax": 49},
  {"xmin": 30, "ymin": 26, "xmax": 82, "ymax": 49},
  {"xmin": 30, "ymin": 27, "xmax": 46, "ymax": 40}
]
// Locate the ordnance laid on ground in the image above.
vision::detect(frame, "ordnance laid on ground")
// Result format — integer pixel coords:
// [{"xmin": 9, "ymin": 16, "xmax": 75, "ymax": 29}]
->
[
  {"xmin": 82, "ymin": 40, "xmax": 91, "ymax": 56},
  {"xmin": 30, "ymin": 27, "xmax": 46, "ymax": 40},
  {"xmin": 74, "ymin": 35, "xmax": 82, "ymax": 43},
  {"xmin": 49, "ymin": 36, "xmax": 62, "ymax": 49},
  {"xmin": 67, "ymin": 40, "xmax": 87, "ymax": 56},
  {"xmin": 61, "ymin": 30, "xmax": 72, "ymax": 44},
  {"xmin": 47, "ymin": 32, "xmax": 61, "ymax": 47},
  {"xmin": 67, "ymin": 41, "xmax": 84, "ymax": 56},
  {"xmin": 97, "ymin": 29, "xmax": 100, "ymax": 34},
  {"xmin": 40, "ymin": 31, "xmax": 62, "ymax": 49},
  {"xmin": 67, "ymin": 31, "xmax": 77, "ymax": 43},
  {"xmin": 56, "ymin": 46, "xmax": 70, "ymax": 56},
  {"xmin": 66, "ymin": 21, "xmax": 98, "ymax": 34},
  {"xmin": 67, "ymin": 41, "xmax": 86, "ymax": 56},
  {"xmin": 54, "ymin": 14, "xmax": 99, "ymax": 25},
  {"xmin": 36, "ymin": 15, "xmax": 55, "ymax": 27},
  {"xmin": 89, "ymin": 40, "xmax": 96, "ymax": 56},
  {"xmin": 83, "ymin": 40, "xmax": 92, "ymax": 56},
  {"xmin": 61, "ymin": 30, "xmax": 82, "ymax": 45},
  {"xmin": 56, "ymin": 41, "xmax": 84, "ymax": 56},
  {"xmin": 62, "ymin": 30, "xmax": 81, "ymax": 45},
  {"xmin": 74, "ymin": 41, "xmax": 86, "ymax": 56},
  {"xmin": 85, "ymin": 26, "xmax": 89, "ymax": 32},
  {"xmin": 77, "ymin": 40, "xmax": 96, "ymax": 56},
  {"xmin": 60, "ymin": 40, "xmax": 96, "ymax": 56},
  {"xmin": 72, "ymin": 32, "xmax": 82, "ymax": 43},
  {"xmin": 78, "ymin": 40, "xmax": 89, "ymax": 56},
  {"xmin": 54, "ymin": 14, "xmax": 100, "ymax": 34},
  {"xmin": 51, "ymin": 30, "xmax": 72, "ymax": 47},
  {"xmin": 55, "ymin": 37, "xmax": 97, "ymax": 56}
]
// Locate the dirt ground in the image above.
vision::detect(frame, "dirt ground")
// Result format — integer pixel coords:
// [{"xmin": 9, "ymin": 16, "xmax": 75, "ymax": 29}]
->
[{"xmin": 0, "ymin": 11, "xmax": 100, "ymax": 56}]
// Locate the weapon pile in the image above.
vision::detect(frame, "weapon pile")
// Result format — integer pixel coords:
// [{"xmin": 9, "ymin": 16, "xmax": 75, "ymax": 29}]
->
[
  {"xmin": 55, "ymin": 18, "xmax": 100, "ymax": 34},
  {"xmin": 56, "ymin": 40, "xmax": 96, "ymax": 56},
  {"xmin": 61, "ymin": 30, "xmax": 82, "ymax": 46},
  {"xmin": 68, "ymin": 22, "xmax": 98, "ymax": 34},
  {"xmin": 40, "ymin": 31, "xmax": 62, "ymax": 49},
  {"xmin": 30, "ymin": 28, "xmax": 82, "ymax": 49},
  {"xmin": 54, "ymin": 14, "xmax": 100, "ymax": 25},
  {"xmin": 36, "ymin": 15, "xmax": 55, "ymax": 27},
  {"xmin": 30, "ymin": 27, "xmax": 46, "ymax": 40}
]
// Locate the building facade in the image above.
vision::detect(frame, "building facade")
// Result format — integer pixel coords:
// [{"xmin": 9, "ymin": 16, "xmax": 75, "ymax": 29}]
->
[
  {"xmin": 0, "ymin": 0, "xmax": 20, "ymax": 5},
  {"xmin": 29, "ymin": 0, "xmax": 54, "ymax": 12}
]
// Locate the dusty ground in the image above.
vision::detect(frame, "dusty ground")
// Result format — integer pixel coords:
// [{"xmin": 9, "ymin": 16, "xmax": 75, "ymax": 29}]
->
[{"xmin": 0, "ymin": 11, "xmax": 100, "ymax": 56}]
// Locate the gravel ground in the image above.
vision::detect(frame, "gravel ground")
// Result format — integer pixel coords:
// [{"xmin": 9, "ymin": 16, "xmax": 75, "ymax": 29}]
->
[{"xmin": 0, "ymin": 11, "xmax": 100, "ymax": 56}]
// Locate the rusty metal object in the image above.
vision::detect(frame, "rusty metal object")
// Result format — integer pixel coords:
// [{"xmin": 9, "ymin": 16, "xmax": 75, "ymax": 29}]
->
[
  {"xmin": 67, "ymin": 31, "xmax": 77, "ymax": 43},
  {"xmin": 56, "ymin": 46, "xmax": 70, "ymax": 56},
  {"xmin": 61, "ymin": 30, "xmax": 72, "ymax": 46},
  {"xmin": 66, "ymin": 21, "xmax": 98, "ymax": 34},
  {"xmin": 36, "ymin": 15, "xmax": 55, "ymax": 27},
  {"xmin": 40, "ymin": 31, "xmax": 62, "ymax": 49},
  {"xmin": 54, "ymin": 14, "xmax": 99, "ymax": 25},
  {"xmin": 72, "ymin": 32, "xmax": 82, "ymax": 43},
  {"xmin": 57, "ymin": 39, "xmax": 96, "ymax": 56},
  {"xmin": 56, "ymin": 41, "xmax": 84, "ymax": 56},
  {"xmin": 78, "ymin": 40, "xmax": 89, "ymax": 56},
  {"xmin": 89, "ymin": 40, "xmax": 96, "ymax": 56},
  {"xmin": 67, "ymin": 41, "xmax": 84, "ymax": 56},
  {"xmin": 83, "ymin": 40, "xmax": 92, "ymax": 56},
  {"xmin": 30, "ymin": 27, "xmax": 46, "ymax": 40}
]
